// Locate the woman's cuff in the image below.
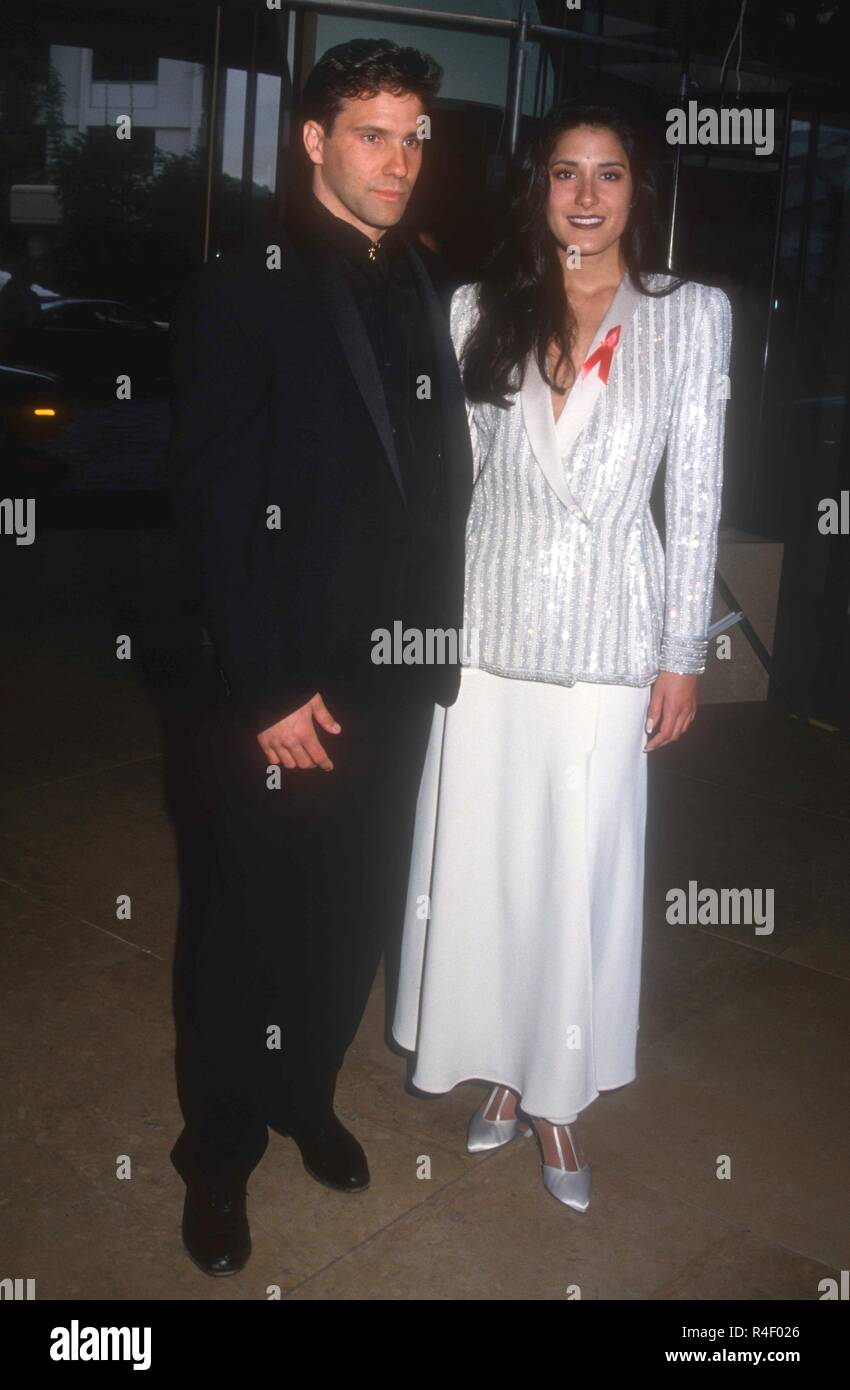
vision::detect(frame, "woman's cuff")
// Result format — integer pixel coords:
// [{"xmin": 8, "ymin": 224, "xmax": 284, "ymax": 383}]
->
[{"xmin": 658, "ymin": 634, "xmax": 708, "ymax": 675}]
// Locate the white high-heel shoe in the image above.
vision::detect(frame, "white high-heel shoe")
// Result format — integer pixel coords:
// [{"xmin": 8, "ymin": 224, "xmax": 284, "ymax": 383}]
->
[
  {"xmin": 535, "ymin": 1122, "xmax": 592, "ymax": 1212},
  {"xmin": 466, "ymin": 1086, "xmax": 531, "ymax": 1153}
]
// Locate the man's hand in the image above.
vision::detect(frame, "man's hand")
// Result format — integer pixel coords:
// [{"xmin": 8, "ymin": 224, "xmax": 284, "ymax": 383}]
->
[
  {"xmin": 256, "ymin": 693, "xmax": 341, "ymax": 771},
  {"xmin": 644, "ymin": 672, "xmax": 698, "ymax": 752}
]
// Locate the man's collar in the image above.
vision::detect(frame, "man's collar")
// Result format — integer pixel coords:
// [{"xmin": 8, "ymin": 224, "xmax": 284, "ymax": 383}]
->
[
  {"xmin": 295, "ymin": 190, "xmax": 407, "ymax": 268},
  {"xmin": 310, "ymin": 192, "xmax": 376, "ymax": 249}
]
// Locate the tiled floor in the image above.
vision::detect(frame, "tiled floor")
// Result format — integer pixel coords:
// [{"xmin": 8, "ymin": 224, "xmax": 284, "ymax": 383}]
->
[{"xmin": 1, "ymin": 528, "xmax": 848, "ymax": 1300}]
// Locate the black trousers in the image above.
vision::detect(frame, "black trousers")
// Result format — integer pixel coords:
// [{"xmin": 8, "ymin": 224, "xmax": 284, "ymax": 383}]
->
[{"xmin": 170, "ymin": 674, "xmax": 436, "ymax": 1189}]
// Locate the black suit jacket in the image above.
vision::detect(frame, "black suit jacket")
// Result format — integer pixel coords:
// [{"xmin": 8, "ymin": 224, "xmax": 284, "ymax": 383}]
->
[{"xmin": 167, "ymin": 218, "xmax": 474, "ymax": 733}]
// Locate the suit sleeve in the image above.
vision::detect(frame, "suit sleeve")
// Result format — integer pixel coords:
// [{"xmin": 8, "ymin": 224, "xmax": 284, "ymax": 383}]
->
[
  {"xmin": 659, "ymin": 285, "xmax": 732, "ymax": 675},
  {"xmin": 167, "ymin": 262, "xmax": 315, "ymax": 731}
]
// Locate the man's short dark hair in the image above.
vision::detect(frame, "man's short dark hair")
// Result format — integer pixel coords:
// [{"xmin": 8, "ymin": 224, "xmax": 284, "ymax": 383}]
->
[{"xmin": 301, "ymin": 38, "xmax": 442, "ymax": 132}]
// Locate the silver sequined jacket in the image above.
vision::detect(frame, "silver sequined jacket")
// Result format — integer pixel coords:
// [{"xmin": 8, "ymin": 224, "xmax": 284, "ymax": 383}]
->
[{"xmin": 451, "ymin": 272, "xmax": 732, "ymax": 686}]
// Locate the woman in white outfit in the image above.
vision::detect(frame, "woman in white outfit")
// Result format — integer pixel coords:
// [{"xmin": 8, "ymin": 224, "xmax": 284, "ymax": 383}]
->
[{"xmin": 392, "ymin": 101, "xmax": 732, "ymax": 1210}]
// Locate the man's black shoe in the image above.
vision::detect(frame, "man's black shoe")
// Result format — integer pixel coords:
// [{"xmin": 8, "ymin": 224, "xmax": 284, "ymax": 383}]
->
[
  {"xmin": 181, "ymin": 1183, "xmax": 251, "ymax": 1276},
  {"xmin": 286, "ymin": 1114, "xmax": 370, "ymax": 1193}
]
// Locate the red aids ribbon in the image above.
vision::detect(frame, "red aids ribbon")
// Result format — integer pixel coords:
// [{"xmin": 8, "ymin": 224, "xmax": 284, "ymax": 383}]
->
[{"xmin": 580, "ymin": 324, "xmax": 621, "ymax": 384}]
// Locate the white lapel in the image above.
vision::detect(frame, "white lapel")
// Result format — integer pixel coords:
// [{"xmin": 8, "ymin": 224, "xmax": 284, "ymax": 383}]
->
[{"xmin": 520, "ymin": 270, "xmax": 643, "ymax": 517}]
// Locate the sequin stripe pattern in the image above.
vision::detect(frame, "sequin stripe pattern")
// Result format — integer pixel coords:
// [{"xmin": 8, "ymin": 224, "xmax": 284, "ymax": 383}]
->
[{"xmin": 448, "ymin": 277, "xmax": 732, "ymax": 688}]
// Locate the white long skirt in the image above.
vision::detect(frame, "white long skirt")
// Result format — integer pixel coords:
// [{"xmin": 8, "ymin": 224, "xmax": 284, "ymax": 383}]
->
[{"xmin": 391, "ymin": 666, "xmax": 652, "ymax": 1124}]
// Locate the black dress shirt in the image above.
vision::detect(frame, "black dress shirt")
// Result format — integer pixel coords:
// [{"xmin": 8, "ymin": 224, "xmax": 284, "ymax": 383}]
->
[{"xmin": 301, "ymin": 193, "xmax": 447, "ymax": 544}]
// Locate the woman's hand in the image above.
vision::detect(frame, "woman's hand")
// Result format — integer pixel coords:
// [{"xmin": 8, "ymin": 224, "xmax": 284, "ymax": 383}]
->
[{"xmin": 644, "ymin": 672, "xmax": 698, "ymax": 752}]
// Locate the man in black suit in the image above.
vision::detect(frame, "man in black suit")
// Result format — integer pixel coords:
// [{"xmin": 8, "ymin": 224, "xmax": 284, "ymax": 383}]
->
[{"xmin": 166, "ymin": 38, "xmax": 473, "ymax": 1274}]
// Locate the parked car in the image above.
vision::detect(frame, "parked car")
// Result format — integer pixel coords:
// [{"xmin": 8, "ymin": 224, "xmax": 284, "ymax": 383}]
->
[
  {"xmin": 0, "ymin": 363, "xmax": 72, "ymax": 482},
  {"xmin": 26, "ymin": 298, "xmax": 171, "ymax": 392}
]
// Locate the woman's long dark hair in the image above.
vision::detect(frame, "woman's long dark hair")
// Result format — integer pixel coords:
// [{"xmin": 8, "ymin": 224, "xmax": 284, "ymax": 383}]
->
[{"xmin": 462, "ymin": 101, "xmax": 685, "ymax": 408}]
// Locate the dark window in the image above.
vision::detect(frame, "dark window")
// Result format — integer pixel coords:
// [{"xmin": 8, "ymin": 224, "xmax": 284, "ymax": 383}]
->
[
  {"xmin": 42, "ymin": 304, "xmax": 105, "ymax": 330},
  {"xmin": 86, "ymin": 124, "xmax": 157, "ymax": 172},
  {"xmin": 91, "ymin": 49, "xmax": 159, "ymax": 83},
  {"xmin": 99, "ymin": 303, "xmax": 153, "ymax": 329}
]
